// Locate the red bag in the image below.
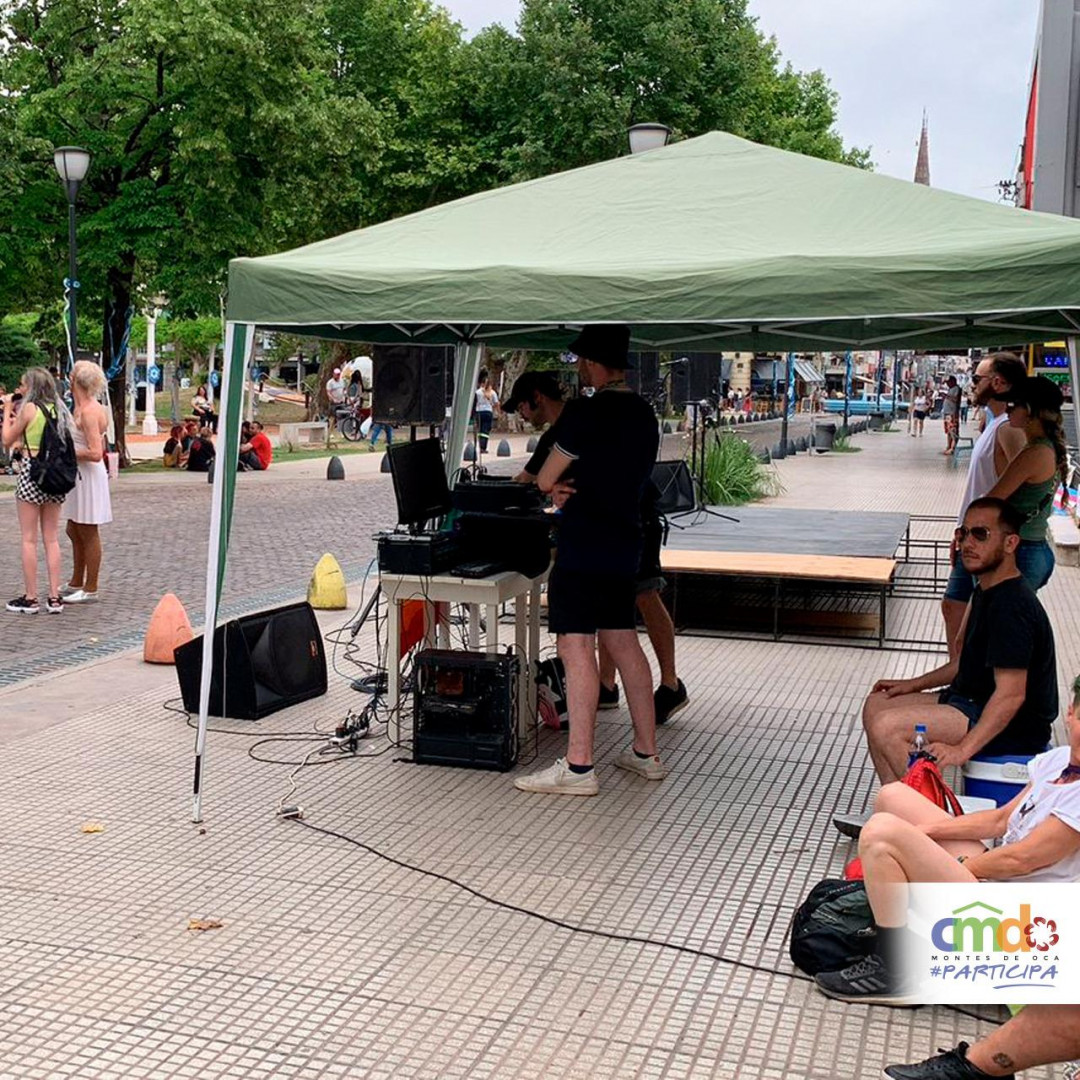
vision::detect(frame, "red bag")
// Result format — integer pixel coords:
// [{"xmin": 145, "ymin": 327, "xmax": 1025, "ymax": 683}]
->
[{"xmin": 844, "ymin": 754, "xmax": 963, "ymax": 880}]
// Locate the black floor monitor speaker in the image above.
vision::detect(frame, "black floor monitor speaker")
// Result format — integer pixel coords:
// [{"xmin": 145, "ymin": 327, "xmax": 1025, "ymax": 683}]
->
[
  {"xmin": 372, "ymin": 345, "xmax": 450, "ymax": 424},
  {"xmin": 651, "ymin": 460, "xmax": 696, "ymax": 515},
  {"xmin": 174, "ymin": 602, "xmax": 327, "ymax": 720},
  {"xmin": 671, "ymin": 352, "xmax": 722, "ymax": 404}
]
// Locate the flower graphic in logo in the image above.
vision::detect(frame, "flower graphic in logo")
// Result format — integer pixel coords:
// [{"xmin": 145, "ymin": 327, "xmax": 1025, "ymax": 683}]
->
[{"xmin": 1024, "ymin": 917, "xmax": 1059, "ymax": 951}]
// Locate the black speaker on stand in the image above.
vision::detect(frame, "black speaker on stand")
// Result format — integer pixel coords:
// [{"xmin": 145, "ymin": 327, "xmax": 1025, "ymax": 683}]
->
[
  {"xmin": 174, "ymin": 601, "xmax": 327, "ymax": 720},
  {"xmin": 626, "ymin": 351, "xmax": 660, "ymax": 397},
  {"xmin": 372, "ymin": 345, "xmax": 450, "ymax": 425}
]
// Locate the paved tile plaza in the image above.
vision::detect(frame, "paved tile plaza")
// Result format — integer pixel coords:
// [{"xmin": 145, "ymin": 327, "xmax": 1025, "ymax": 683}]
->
[{"xmin": 0, "ymin": 420, "xmax": 1075, "ymax": 1079}]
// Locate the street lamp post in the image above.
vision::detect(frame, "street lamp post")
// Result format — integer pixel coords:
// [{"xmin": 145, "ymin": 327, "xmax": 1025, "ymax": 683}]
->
[
  {"xmin": 142, "ymin": 303, "xmax": 162, "ymax": 436},
  {"xmin": 628, "ymin": 122, "xmax": 671, "ymax": 155},
  {"xmin": 52, "ymin": 147, "xmax": 92, "ymax": 373}
]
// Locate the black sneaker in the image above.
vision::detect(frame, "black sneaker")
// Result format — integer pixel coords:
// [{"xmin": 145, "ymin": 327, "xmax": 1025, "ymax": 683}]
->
[
  {"xmin": 814, "ymin": 953, "xmax": 918, "ymax": 1007},
  {"xmin": 884, "ymin": 1042, "xmax": 1011, "ymax": 1080},
  {"xmin": 654, "ymin": 679, "xmax": 688, "ymax": 725},
  {"xmin": 6, "ymin": 595, "xmax": 39, "ymax": 615},
  {"xmin": 833, "ymin": 811, "xmax": 871, "ymax": 839},
  {"xmin": 598, "ymin": 682, "xmax": 620, "ymax": 710}
]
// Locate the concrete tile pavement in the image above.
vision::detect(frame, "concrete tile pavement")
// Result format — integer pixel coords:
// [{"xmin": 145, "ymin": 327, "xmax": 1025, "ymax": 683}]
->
[{"xmin": 0, "ymin": 414, "xmax": 1073, "ymax": 1079}]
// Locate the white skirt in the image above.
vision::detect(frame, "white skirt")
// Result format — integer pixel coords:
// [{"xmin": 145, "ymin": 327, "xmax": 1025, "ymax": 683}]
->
[{"xmin": 67, "ymin": 459, "xmax": 112, "ymax": 525}]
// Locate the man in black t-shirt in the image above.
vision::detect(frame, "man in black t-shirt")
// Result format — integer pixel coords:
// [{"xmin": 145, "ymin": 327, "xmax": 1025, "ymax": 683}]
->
[
  {"xmin": 505, "ymin": 370, "xmax": 566, "ymax": 483},
  {"xmin": 859, "ymin": 497, "xmax": 1057, "ymax": 785},
  {"xmin": 186, "ymin": 427, "xmax": 216, "ymax": 473},
  {"xmin": 513, "ymin": 326, "xmax": 668, "ymax": 797},
  {"xmin": 506, "ymin": 369, "xmax": 689, "ymax": 725}
]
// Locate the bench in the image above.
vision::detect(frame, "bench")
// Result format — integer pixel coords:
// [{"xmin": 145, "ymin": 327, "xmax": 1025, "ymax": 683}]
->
[
  {"xmin": 659, "ymin": 549, "xmax": 897, "ymax": 645},
  {"xmin": 949, "ymin": 436, "xmax": 974, "ymax": 468},
  {"xmin": 278, "ymin": 421, "xmax": 329, "ymax": 450},
  {"xmin": 1049, "ymin": 514, "xmax": 1080, "ymax": 567}
]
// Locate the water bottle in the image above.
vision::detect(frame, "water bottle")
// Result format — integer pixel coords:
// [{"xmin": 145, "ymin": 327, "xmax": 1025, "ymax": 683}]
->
[{"xmin": 908, "ymin": 723, "xmax": 928, "ymax": 768}]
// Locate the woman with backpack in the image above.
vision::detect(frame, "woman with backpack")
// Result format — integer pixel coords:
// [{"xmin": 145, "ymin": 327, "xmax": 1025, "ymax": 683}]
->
[
  {"xmin": 61, "ymin": 360, "xmax": 112, "ymax": 604},
  {"xmin": 0, "ymin": 366, "xmax": 75, "ymax": 614}
]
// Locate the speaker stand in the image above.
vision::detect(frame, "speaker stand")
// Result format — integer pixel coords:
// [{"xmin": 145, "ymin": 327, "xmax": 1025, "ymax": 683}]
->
[{"xmin": 668, "ymin": 402, "xmax": 738, "ymax": 528}]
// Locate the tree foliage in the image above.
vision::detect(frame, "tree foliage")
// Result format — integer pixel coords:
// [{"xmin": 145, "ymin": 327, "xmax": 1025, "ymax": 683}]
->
[{"xmin": 0, "ymin": 0, "xmax": 866, "ymax": 456}]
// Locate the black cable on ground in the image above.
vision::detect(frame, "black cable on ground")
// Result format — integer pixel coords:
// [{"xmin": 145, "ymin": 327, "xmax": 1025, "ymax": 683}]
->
[{"xmin": 287, "ymin": 816, "xmax": 1007, "ymax": 1027}]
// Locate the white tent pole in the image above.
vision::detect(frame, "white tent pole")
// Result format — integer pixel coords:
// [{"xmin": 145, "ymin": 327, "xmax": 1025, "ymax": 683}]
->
[
  {"xmin": 444, "ymin": 341, "xmax": 484, "ymax": 479},
  {"xmin": 192, "ymin": 320, "xmax": 254, "ymax": 823}
]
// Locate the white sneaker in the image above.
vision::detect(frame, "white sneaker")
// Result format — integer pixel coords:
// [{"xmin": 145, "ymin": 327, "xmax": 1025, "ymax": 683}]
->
[
  {"xmin": 64, "ymin": 589, "xmax": 98, "ymax": 604},
  {"xmin": 614, "ymin": 747, "xmax": 669, "ymax": 780},
  {"xmin": 58, "ymin": 584, "xmax": 78, "ymax": 598},
  {"xmin": 513, "ymin": 757, "xmax": 599, "ymax": 796}
]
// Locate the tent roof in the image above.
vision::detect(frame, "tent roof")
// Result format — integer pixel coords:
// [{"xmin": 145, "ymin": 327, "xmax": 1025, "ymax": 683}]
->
[{"xmin": 227, "ymin": 131, "xmax": 1080, "ymax": 352}]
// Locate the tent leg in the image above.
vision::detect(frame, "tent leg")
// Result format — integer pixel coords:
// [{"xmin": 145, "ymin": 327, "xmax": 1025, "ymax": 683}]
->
[
  {"xmin": 192, "ymin": 320, "xmax": 254, "ymax": 823},
  {"xmin": 444, "ymin": 342, "xmax": 484, "ymax": 481}
]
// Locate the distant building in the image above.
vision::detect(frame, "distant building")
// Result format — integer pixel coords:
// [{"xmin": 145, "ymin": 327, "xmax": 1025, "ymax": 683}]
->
[{"xmin": 914, "ymin": 111, "xmax": 931, "ymax": 186}]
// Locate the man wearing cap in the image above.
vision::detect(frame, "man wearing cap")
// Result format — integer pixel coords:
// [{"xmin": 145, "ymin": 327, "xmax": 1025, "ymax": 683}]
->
[
  {"xmin": 514, "ymin": 326, "xmax": 669, "ymax": 796},
  {"xmin": 504, "ymin": 370, "xmax": 567, "ymax": 484},
  {"xmin": 326, "ymin": 367, "xmax": 346, "ymax": 429},
  {"xmin": 506, "ymin": 369, "xmax": 689, "ymax": 723}
]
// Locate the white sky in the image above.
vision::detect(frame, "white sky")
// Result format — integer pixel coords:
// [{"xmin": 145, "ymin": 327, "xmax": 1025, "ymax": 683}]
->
[{"xmin": 440, "ymin": 0, "xmax": 1038, "ymax": 201}]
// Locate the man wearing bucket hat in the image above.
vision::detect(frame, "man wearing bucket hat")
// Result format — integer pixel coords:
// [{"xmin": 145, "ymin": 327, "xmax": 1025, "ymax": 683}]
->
[{"xmin": 513, "ymin": 325, "xmax": 668, "ymax": 796}]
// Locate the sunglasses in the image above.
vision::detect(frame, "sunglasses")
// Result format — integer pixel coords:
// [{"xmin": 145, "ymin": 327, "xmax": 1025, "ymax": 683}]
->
[{"xmin": 954, "ymin": 525, "xmax": 994, "ymax": 542}]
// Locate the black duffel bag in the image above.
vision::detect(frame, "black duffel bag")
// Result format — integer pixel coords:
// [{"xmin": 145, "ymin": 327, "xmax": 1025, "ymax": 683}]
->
[{"xmin": 789, "ymin": 878, "xmax": 876, "ymax": 975}]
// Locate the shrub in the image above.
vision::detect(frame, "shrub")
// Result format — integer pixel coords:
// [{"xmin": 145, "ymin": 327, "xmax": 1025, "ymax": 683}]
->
[{"xmin": 701, "ymin": 433, "xmax": 784, "ymax": 505}]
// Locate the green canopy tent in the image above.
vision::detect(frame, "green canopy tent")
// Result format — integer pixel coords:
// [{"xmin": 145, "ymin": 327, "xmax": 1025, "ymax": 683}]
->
[{"xmin": 193, "ymin": 130, "xmax": 1080, "ymax": 819}]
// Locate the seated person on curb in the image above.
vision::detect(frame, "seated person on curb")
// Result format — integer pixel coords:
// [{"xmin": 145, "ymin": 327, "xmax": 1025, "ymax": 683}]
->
[
  {"xmin": 512, "ymin": 325, "xmax": 668, "ymax": 796},
  {"xmin": 506, "ymin": 368, "xmax": 689, "ymax": 726},
  {"xmin": 162, "ymin": 424, "xmax": 187, "ymax": 468},
  {"xmin": 186, "ymin": 426, "xmax": 215, "ymax": 472},
  {"xmin": 859, "ymin": 497, "xmax": 1056, "ymax": 787},
  {"xmin": 238, "ymin": 421, "xmax": 272, "ymax": 471},
  {"xmin": 882, "ymin": 1003, "xmax": 1080, "ymax": 1080},
  {"xmin": 816, "ymin": 676, "xmax": 1080, "ymax": 1008}
]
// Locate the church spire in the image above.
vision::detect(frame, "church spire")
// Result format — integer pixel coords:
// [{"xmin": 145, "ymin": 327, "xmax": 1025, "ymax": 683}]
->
[{"xmin": 914, "ymin": 110, "xmax": 930, "ymax": 186}]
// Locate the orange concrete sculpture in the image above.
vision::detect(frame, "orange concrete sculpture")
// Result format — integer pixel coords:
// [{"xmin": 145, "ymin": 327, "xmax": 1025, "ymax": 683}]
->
[{"xmin": 144, "ymin": 593, "xmax": 194, "ymax": 664}]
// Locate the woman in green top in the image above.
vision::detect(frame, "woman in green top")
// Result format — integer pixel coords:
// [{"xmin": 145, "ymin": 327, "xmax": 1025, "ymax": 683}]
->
[
  {"xmin": 0, "ymin": 366, "xmax": 74, "ymax": 614},
  {"xmin": 987, "ymin": 375, "xmax": 1070, "ymax": 592}
]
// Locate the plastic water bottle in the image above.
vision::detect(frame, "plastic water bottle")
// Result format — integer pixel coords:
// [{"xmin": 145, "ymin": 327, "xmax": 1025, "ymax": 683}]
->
[{"xmin": 908, "ymin": 723, "xmax": 928, "ymax": 768}]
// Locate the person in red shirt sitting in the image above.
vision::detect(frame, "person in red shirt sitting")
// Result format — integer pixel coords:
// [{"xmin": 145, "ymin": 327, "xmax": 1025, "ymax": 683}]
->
[{"xmin": 239, "ymin": 421, "xmax": 273, "ymax": 471}]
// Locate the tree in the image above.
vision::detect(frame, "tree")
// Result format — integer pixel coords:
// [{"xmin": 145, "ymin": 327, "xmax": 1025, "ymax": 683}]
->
[
  {"xmin": 1, "ymin": 0, "xmax": 374, "ymax": 462},
  {"xmin": 0, "ymin": 320, "xmax": 46, "ymax": 388}
]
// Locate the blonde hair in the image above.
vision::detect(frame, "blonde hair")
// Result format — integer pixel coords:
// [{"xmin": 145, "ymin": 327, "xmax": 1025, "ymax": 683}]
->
[
  {"xmin": 22, "ymin": 366, "xmax": 74, "ymax": 440},
  {"xmin": 71, "ymin": 360, "xmax": 107, "ymax": 399}
]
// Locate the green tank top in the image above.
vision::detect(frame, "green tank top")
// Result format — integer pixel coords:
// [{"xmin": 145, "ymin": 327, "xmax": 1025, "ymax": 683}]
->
[
  {"xmin": 23, "ymin": 402, "xmax": 53, "ymax": 453},
  {"xmin": 1008, "ymin": 438, "xmax": 1058, "ymax": 542}
]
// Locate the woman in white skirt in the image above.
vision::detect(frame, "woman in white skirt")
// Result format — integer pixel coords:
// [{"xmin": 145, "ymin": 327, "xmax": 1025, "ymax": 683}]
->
[{"xmin": 62, "ymin": 360, "xmax": 112, "ymax": 603}]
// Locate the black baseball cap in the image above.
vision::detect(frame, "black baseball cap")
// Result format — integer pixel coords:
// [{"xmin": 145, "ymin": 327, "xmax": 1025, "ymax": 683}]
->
[
  {"xmin": 567, "ymin": 325, "xmax": 631, "ymax": 369},
  {"xmin": 505, "ymin": 370, "xmax": 564, "ymax": 411}
]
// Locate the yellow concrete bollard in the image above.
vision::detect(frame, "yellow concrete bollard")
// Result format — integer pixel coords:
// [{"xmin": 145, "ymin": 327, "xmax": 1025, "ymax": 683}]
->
[
  {"xmin": 307, "ymin": 553, "xmax": 348, "ymax": 610},
  {"xmin": 144, "ymin": 593, "xmax": 194, "ymax": 664}
]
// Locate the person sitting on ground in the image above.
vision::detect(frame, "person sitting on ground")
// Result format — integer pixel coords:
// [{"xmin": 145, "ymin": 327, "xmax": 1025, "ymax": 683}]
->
[
  {"xmin": 192, "ymin": 384, "xmax": 217, "ymax": 433},
  {"xmin": 857, "ymin": 497, "xmax": 1057, "ymax": 785},
  {"xmin": 181, "ymin": 420, "xmax": 198, "ymax": 454},
  {"xmin": 162, "ymin": 424, "xmax": 187, "ymax": 468},
  {"xmin": 883, "ymin": 1003, "xmax": 1080, "ymax": 1080},
  {"xmin": 985, "ymin": 374, "xmax": 1069, "ymax": 595},
  {"xmin": 506, "ymin": 368, "xmax": 689, "ymax": 726},
  {"xmin": 238, "ymin": 420, "xmax": 272, "ymax": 471},
  {"xmin": 817, "ymin": 676, "xmax": 1080, "ymax": 1007},
  {"xmin": 939, "ymin": 352, "xmax": 1027, "ymax": 658},
  {"xmin": 186, "ymin": 426, "xmax": 215, "ymax": 472}
]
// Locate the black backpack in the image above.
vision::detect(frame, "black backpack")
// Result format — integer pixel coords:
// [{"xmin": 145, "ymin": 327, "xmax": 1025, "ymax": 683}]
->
[
  {"xmin": 29, "ymin": 404, "xmax": 78, "ymax": 496},
  {"xmin": 789, "ymin": 878, "xmax": 876, "ymax": 975}
]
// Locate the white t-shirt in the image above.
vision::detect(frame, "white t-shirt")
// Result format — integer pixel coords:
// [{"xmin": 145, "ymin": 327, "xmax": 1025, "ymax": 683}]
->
[
  {"xmin": 998, "ymin": 747, "xmax": 1080, "ymax": 884},
  {"xmin": 475, "ymin": 388, "xmax": 497, "ymax": 414},
  {"xmin": 326, "ymin": 377, "xmax": 345, "ymax": 404},
  {"xmin": 914, "ymin": 394, "xmax": 928, "ymax": 412}
]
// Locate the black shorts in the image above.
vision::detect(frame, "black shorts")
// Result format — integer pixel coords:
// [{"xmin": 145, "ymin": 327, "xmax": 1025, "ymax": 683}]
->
[
  {"xmin": 547, "ymin": 565, "xmax": 637, "ymax": 635},
  {"xmin": 637, "ymin": 513, "xmax": 665, "ymax": 594}
]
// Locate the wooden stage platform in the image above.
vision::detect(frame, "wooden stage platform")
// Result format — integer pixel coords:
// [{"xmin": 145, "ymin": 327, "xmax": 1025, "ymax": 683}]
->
[{"xmin": 659, "ymin": 508, "xmax": 913, "ymax": 647}]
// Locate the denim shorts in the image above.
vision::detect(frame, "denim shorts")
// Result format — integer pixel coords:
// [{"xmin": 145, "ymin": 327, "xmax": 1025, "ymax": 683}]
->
[
  {"xmin": 938, "ymin": 689, "xmax": 982, "ymax": 727},
  {"xmin": 1015, "ymin": 540, "xmax": 1055, "ymax": 592}
]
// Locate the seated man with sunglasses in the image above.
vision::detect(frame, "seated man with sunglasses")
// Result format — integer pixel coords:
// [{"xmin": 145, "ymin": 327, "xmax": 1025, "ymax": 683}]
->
[{"xmin": 859, "ymin": 497, "xmax": 1057, "ymax": 787}]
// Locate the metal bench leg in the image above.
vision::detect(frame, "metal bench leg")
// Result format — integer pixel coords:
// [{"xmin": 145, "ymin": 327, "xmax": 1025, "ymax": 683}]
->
[
  {"xmin": 773, "ymin": 578, "xmax": 781, "ymax": 641},
  {"xmin": 879, "ymin": 586, "xmax": 886, "ymax": 648}
]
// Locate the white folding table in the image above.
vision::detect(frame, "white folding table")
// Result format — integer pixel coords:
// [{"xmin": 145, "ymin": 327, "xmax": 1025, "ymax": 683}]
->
[{"xmin": 379, "ymin": 568, "xmax": 547, "ymax": 739}]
